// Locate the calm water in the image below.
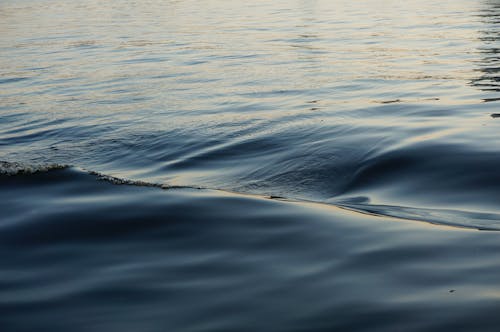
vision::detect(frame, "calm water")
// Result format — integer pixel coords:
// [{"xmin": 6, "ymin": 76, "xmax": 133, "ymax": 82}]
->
[{"xmin": 2, "ymin": 0, "xmax": 500, "ymax": 331}]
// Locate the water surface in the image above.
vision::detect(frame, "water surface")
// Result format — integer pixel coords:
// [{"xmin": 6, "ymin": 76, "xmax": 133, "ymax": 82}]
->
[
  {"xmin": 2, "ymin": 0, "xmax": 500, "ymax": 330},
  {"xmin": 2, "ymin": 0, "xmax": 500, "ymax": 216},
  {"xmin": 3, "ymin": 168, "xmax": 500, "ymax": 332}
]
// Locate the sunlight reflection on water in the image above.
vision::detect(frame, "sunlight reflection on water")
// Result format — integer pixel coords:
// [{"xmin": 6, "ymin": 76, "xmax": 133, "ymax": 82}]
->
[{"xmin": 1, "ymin": 0, "xmax": 500, "ymax": 214}]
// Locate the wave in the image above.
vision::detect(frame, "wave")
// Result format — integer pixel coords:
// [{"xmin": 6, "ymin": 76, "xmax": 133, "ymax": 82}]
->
[
  {"xmin": 2, "ymin": 160, "xmax": 499, "ymax": 231},
  {"xmin": 4, "ymin": 156, "xmax": 500, "ymax": 332},
  {"xmin": 0, "ymin": 160, "xmax": 203, "ymax": 190},
  {"xmin": 338, "ymin": 201, "xmax": 500, "ymax": 231},
  {"xmin": 0, "ymin": 160, "xmax": 69, "ymax": 176},
  {"xmin": 87, "ymin": 170, "xmax": 202, "ymax": 190}
]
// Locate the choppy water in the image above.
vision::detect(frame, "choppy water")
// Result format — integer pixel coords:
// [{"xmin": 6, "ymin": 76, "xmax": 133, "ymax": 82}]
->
[{"xmin": 2, "ymin": 0, "xmax": 500, "ymax": 331}]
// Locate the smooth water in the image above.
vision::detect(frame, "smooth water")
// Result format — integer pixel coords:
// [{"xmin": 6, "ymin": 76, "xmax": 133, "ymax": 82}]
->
[
  {"xmin": 4, "ymin": 168, "xmax": 500, "ymax": 332},
  {"xmin": 2, "ymin": 0, "xmax": 500, "ymax": 331}
]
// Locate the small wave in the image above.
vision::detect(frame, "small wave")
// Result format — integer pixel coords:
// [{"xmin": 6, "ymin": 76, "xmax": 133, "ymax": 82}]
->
[
  {"xmin": 0, "ymin": 160, "xmax": 202, "ymax": 191},
  {"xmin": 88, "ymin": 170, "xmax": 166, "ymax": 188},
  {"xmin": 87, "ymin": 170, "xmax": 201, "ymax": 190},
  {"xmin": 338, "ymin": 202, "xmax": 500, "ymax": 231},
  {"xmin": 0, "ymin": 161, "xmax": 68, "ymax": 176},
  {"xmin": 2, "ymin": 160, "xmax": 499, "ymax": 231}
]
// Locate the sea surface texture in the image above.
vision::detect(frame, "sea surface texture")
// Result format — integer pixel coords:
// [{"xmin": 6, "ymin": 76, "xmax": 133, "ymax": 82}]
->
[{"xmin": 2, "ymin": 0, "xmax": 500, "ymax": 331}]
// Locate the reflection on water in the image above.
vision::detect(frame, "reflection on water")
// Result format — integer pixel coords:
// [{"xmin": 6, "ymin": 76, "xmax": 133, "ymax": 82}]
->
[
  {"xmin": 1, "ymin": 0, "xmax": 500, "ymax": 221},
  {"xmin": 3, "ymin": 1, "xmax": 500, "ymax": 331},
  {"xmin": 471, "ymin": 1, "xmax": 500, "ymax": 101}
]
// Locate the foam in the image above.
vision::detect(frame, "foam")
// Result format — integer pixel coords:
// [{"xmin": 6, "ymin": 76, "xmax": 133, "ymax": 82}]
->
[
  {"xmin": 87, "ymin": 170, "xmax": 202, "ymax": 190},
  {"xmin": 0, "ymin": 161, "xmax": 68, "ymax": 176},
  {"xmin": 88, "ymin": 170, "xmax": 166, "ymax": 188}
]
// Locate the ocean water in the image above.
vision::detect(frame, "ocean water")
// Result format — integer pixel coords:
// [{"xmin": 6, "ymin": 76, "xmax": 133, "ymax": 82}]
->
[{"xmin": 2, "ymin": 0, "xmax": 500, "ymax": 331}]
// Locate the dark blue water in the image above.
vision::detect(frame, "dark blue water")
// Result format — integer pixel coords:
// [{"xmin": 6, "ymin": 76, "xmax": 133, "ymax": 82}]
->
[
  {"xmin": 3, "ymin": 167, "xmax": 500, "ymax": 332},
  {"xmin": 2, "ymin": 0, "xmax": 500, "ymax": 330}
]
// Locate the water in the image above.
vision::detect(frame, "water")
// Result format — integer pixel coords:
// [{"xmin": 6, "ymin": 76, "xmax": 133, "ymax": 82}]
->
[{"xmin": 2, "ymin": 0, "xmax": 500, "ymax": 330}]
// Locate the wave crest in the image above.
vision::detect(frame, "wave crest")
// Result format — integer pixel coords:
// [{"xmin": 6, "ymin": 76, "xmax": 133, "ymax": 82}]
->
[
  {"xmin": 2, "ymin": 160, "xmax": 499, "ymax": 231},
  {"xmin": 0, "ymin": 161, "xmax": 68, "ymax": 176},
  {"xmin": 88, "ymin": 170, "xmax": 172, "ymax": 189}
]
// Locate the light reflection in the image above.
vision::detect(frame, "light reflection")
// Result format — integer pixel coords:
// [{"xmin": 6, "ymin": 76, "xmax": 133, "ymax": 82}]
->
[{"xmin": 470, "ymin": 1, "xmax": 500, "ymax": 101}]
